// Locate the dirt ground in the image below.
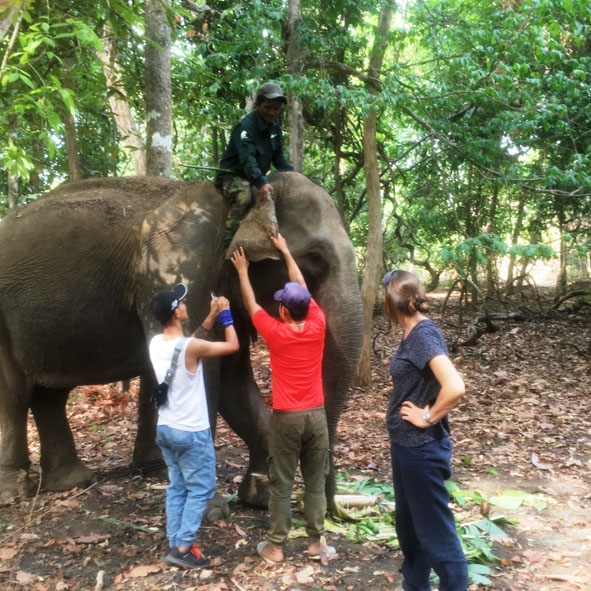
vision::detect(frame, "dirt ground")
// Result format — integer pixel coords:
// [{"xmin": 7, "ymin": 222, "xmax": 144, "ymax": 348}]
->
[{"xmin": 1, "ymin": 293, "xmax": 590, "ymax": 591}]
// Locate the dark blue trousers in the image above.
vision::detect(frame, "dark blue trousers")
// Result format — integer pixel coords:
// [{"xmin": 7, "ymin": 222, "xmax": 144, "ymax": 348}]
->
[{"xmin": 391, "ymin": 438, "xmax": 468, "ymax": 591}]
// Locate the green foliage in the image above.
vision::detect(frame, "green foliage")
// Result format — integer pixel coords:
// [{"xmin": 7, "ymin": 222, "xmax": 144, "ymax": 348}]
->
[
  {"xmin": 329, "ymin": 473, "xmax": 549, "ymax": 585},
  {"xmin": 336, "ymin": 473, "xmax": 395, "ymax": 502},
  {"xmin": 0, "ymin": 2, "xmax": 122, "ymax": 190},
  {"xmin": 508, "ymin": 243, "xmax": 555, "ymax": 260},
  {"xmin": 379, "ymin": 0, "xmax": 591, "ymax": 287}
]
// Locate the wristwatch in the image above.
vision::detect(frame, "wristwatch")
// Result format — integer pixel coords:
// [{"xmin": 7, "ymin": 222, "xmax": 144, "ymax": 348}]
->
[{"xmin": 423, "ymin": 410, "xmax": 438, "ymax": 426}]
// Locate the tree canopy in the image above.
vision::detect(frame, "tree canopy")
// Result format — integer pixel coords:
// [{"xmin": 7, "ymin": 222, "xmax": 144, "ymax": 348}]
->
[{"xmin": 2, "ymin": 0, "xmax": 590, "ymax": 350}]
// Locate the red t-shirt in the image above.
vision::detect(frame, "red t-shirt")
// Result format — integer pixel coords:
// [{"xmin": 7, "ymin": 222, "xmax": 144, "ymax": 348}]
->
[{"xmin": 253, "ymin": 299, "xmax": 326, "ymax": 411}]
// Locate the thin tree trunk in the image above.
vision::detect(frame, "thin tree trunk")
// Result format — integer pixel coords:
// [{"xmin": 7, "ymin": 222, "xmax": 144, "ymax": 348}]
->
[
  {"xmin": 62, "ymin": 57, "xmax": 81, "ymax": 182},
  {"xmin": 97, "ymin": 28, "xmax": 146, "ymax": 176},
  {"xmin": 556, "ymin": 216, "xmax": 568, "ymax": 296},
  {"xmin": 332, "ymin": 38, "xmax": 349, "ymax": 225},
  {"xmin": 356, "ymin": 4, "xmax": 394, "ymax": 386},
  {"xmin": 0, "ymin": 2, "xmax": 25, "ymax": 71},
  {"xmin": 332, "ymin": 108, "xmax": 347, "ymax": 225},
  {"xmin": 485, "ymin": 183, "xmax": 499, "ymax": 297},
  {"xmin": 145, "ymin": 0, "xmax": 172, "ymax": 178},
  {"xmin": 286, "ymin": 0, "xmax": 304, "ymax": 171},
  {"xmin": 7, "ymin": 172, "xmax": 18, "ymax": 209},
  {"xmin": 506, "ymin": 191, "xmax": 526, "ymax": 294},
  {"xmin": 6, "ymin": 113, "xmax": 18, "ymax": 208}
]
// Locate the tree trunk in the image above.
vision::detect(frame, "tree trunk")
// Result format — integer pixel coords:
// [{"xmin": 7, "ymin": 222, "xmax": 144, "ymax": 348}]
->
[
  {"xmin": 97, "ymin": 28, "xmax": 146, "ymax": 176},
  {"xmin": 485, "ymin": 182, "xmax": 499, "ymax": 297},
  {"xmin": 7, "ymin": 172, "xmax": 18, "ymax": 209},
  {"xmin": 556, "ymin": 217, "xmax": 568, "ymax": 296},
  {"xmin": 62, "ymin": 57, "xmax": 82, "ymax": 182},
  {"xmin": 332, "ymin": 38, "xmax": 349, "ymax": 226},
  {"xmin": 145, "ymin": 0, "xmax": 172, "ymax": 178},
  {"xmin": 0, "ymin": 2, "xmax": 25, "ymax": 69},
  {"xmin": 506, "ymin": 191, "xmax": 526, "ymax": 294},
  {"xmin": 356, "ymin": 4, "xmax": 394, "ymax": 386},
  {"xmin": 286, "ymin": 0, "xmax": 304, "ymax": 171},
  {"xmin": 6, "ymin": 113, "xmax": 18, "ymax": 208}
]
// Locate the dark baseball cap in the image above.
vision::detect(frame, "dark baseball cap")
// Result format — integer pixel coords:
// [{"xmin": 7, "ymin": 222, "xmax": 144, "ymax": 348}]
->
[
  {"xmin": 256, "ymin": 82, "xmax": 287, "ymax": 104},
  {"xmin": 151, "ymin": 283, "xmax": 188, "ymax": 324},
  {"xmin": 273, "ymin": 281, "xmax": 311, "ymax": 315}
]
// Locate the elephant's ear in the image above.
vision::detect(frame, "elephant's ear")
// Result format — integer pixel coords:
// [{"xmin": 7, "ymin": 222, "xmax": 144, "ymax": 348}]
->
[
  {"xmin": 140, "ymin": 194, "xmax": 202, "ymax": 245},
  {"xmin": 139, "ymin": 190, "xmax": 223, "ymax": 286},
  {"xmin": 225, "ymin": 196, "xmax": 280, "ymax": 262}
]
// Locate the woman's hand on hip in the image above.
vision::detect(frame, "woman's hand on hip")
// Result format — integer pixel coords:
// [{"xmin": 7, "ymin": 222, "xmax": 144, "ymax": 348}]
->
[{"xmin": 400, "ymin": 401, "xmax": 429, "ymax": 428}]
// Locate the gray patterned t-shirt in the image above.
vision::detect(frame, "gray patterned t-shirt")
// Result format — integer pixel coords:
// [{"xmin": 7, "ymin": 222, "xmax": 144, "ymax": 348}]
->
[{"xmin": 387, "ymin": 319, "xmax": 451, "ymax": 447}]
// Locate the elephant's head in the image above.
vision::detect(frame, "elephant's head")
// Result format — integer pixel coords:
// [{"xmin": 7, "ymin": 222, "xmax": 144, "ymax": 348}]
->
[{"xmin": 221, "ymin": 171, "xmax": 364, "ymax": 504}]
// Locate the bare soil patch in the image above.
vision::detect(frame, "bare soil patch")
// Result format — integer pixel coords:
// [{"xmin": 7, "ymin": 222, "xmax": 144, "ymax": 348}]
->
[{"xmin": 1, "ymin": 294, "xmax": 590, "ymax": 591}]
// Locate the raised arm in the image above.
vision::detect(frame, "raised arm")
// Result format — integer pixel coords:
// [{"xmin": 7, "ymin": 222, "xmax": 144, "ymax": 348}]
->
[
  {"xmin": 270, "ymin": 233, "xmax": 306, "ymax": 288},
  {"xmin": 186, "ymin": 296, "xmax": 239, "ymax": 366},
  {"xmin": 191, "ymin": 296, "xmax": 218, "ymax": 340},
  {"xmin": 230, "ymin": 247, "xmax": 262, "ymax": 319}
]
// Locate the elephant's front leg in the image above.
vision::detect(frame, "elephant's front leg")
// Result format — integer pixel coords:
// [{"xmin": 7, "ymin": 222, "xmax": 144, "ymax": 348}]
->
[
  {"xmin": 0, "ymin": 393, "xmax": 32, "ymax": 499},
  {"xmin": 30, "ymin": 386, "xmax": 95, "ymax": 492},
  {"xmin": 218, "ymin": 349, "xmax": 270, "ymax": 507}
]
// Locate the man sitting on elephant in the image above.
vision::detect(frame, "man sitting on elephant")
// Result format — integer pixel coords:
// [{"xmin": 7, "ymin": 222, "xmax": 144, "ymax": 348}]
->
[
  {"xmin": 215, "ymin": 81, "xmax": 293, "ymax": 252},
  {"xmin": 149, "ymin": 284, "xmax": 239, "ymax": 569}
]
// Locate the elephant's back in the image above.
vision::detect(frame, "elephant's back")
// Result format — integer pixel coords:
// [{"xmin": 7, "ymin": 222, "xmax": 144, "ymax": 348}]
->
[
  {"xmin": 12, "ymin": 176, "xmax": 206, "ymax": 226},
  {"xmin": 0, "ymin": 177, "xmax": 218, "ymax": 266}
]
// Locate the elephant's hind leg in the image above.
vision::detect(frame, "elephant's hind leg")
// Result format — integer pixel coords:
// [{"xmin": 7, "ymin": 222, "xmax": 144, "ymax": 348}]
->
[{"xmin": 30, "ymin": 386, "xmax": 95, "ymax": 491}]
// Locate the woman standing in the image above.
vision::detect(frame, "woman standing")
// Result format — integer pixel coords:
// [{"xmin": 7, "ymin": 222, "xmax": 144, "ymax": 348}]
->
[{"xmin": 383, "ymin": 270, "xmax": 468, "ymax": 591}]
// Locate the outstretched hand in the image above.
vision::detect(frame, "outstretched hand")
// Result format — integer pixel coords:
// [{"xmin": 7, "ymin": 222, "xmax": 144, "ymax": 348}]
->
[
  {"xmin": 270, "ymin": 232, "xmax": 289, "ymax": 254},
  {"xmin": 230, "ymin": 247, "xmax": 249, "ymax": 274}
]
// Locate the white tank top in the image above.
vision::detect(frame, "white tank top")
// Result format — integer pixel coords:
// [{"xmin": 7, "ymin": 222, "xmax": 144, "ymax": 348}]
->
[{"xmin": 149, "ymin": 335, "xmax": 210, "ymax": 432}]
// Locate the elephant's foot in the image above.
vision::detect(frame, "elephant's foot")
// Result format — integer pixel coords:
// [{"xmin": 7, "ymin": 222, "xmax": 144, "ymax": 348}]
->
[
  {"xmin": 238, "ymin": 470, "xmax": 269, "ymax": 507},
  {"xmin": 0, "ymin": 467, "xmax": 35, "ymax": 501},
  {"xmin": 130, "ymin": 457, "xmax": 167, "ymax": 477},
  {"xmin": 41, "ymin": 461, "xmax": 95, "ymax": 492},
  {"xmin": 203, "ymin": 493, "xmax": 230, "ymax": 522},
  {"xmin": 132, "ymin": 441, "xmax": 165, "ymax": 475}
]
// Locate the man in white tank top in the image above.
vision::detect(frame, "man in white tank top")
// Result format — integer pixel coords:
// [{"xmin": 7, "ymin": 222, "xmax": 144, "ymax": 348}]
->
[{"xmin": 149, "ymin": 283, "xmax": 239, "ymax": 569}]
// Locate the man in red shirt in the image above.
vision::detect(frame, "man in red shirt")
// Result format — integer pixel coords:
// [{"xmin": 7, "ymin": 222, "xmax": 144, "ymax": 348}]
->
[{"xmin": 230, "ymin": 234, "xmax": 335, "ymax": 565}]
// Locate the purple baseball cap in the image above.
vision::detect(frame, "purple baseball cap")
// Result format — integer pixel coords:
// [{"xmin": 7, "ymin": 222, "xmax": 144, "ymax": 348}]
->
[{"xmin": 273, "ymin": 281, "xmax": 311, "ymax": 315}]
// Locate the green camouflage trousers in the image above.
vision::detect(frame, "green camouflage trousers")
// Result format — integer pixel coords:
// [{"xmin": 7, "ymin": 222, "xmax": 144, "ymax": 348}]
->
[{"xmin": 220, "ymin": 176, "xmax": 255, "ymax": 246}]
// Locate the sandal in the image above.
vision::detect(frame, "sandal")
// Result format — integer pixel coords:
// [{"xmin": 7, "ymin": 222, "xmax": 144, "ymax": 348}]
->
[
  {"xmin": 257, "ymin": 541, "xmax": 283, "ymax": 565},
  {"xmin": 308, "ymin": 545, "xmax": 336, "ymax": 562}
]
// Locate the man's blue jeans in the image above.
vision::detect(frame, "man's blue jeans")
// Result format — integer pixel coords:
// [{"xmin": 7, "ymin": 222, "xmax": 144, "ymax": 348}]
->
[
  {"xmin": 156, "ymin": 425, "xmax": 216, "ymax": 548},
  {"xmin": 391, "ymin": 437, "xmax": 468, "ymax": 591}
]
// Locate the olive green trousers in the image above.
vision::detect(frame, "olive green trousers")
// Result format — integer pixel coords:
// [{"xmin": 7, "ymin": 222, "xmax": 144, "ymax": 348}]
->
[{"xmin": 266, "ymin": 407, "xmax": 330, "ymax": 546}]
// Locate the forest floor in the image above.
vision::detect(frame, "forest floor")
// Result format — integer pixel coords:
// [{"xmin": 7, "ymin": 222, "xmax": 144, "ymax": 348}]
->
[{"xmin": 1, "ymin": 289, "xmax": 590, "ymax": 591}]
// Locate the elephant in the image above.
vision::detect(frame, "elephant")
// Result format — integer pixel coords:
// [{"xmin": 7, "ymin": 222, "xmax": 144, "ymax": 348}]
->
[{"xmin": 0, "ymin": 171, "xmax": 363, "ymax": 507}]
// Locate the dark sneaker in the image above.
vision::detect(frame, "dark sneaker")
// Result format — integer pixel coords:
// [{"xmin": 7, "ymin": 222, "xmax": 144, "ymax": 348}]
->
[{"xmin": 164, "ymin": 544, "xmax": 210, "ymax": 569}]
